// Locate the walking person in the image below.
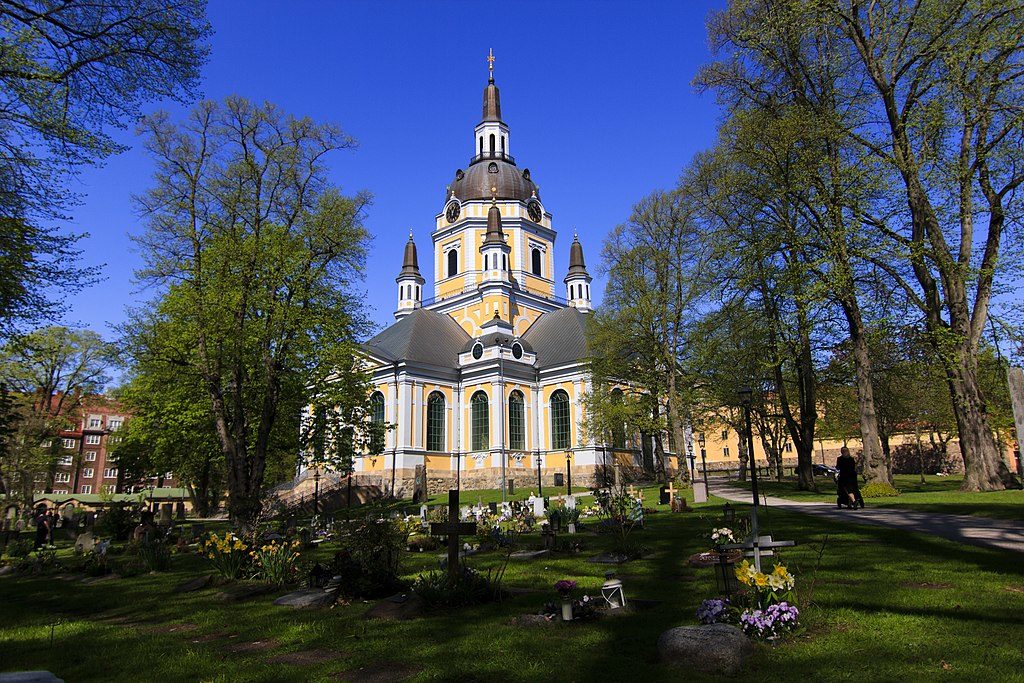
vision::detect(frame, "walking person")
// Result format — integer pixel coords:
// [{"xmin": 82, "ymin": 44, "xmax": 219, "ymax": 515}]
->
[
  {"xmin": 836, "ymin": 446, "xmax": 865, "ymax": 509},
  {"xmin": 33, "ymin": 505, "xmax": 50, "ymax": 549}
]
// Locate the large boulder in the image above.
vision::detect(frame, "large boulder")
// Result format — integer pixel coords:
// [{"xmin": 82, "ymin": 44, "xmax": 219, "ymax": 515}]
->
[{"xmin": 657, "ymin": 623, "xmax": 753, "ymax": 676}]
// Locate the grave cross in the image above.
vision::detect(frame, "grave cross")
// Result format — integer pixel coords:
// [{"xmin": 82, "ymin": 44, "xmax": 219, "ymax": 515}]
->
[
  {"xmin": 666, "ymin": 481, "xmax": 677, "ymax": 501},
  {"xmin": 721, "ymin": 534, "xmax": 795, "ymax": 572},
  {"xmin": 430, "ymin": 489, "xmax": 477, "ymax": 582}
]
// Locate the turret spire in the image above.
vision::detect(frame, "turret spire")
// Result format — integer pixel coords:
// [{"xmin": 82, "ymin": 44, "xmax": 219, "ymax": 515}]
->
[
  {"xmin": 395, "ymin": 232, "xmax": 424, "ymax": 319},
  {"xmin": 564, "ymin": 234, "xmax": 593, "ymax": 312}
]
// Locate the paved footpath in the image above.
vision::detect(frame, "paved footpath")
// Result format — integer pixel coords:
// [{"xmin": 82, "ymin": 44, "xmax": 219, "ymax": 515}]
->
[{"xmin": 709, "ymin": 482, "xmax": 1024, "ymax": 555}]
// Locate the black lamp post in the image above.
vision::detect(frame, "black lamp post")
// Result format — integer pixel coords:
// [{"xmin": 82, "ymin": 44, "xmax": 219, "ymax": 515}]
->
[
  {"xmin": 738, "ymin": 386, "xmax": 760, "ymax": 540},
  {"xmin": 566, "ymin": 452, "xmax": 572, "ymax": 495},
  {"xmin": 698, "ymin": 432, "xmax": 709, "ymax": 492}
]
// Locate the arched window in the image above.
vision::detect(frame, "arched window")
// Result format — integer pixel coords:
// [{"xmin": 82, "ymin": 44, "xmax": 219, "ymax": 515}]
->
[
  {"xmin": 426, "ymin": 392, "xmax": 445, "ymax": 452},
  {"xmin": 489, "ymin": 133, "xmax": 495, "ymax": 153},
  {"xmin": 447, "ymin": 249, "xmax": 458, "ymax": 277},
  {"xmin": 611, "ymin": 388, "xmax": 626, "ymax": 449},
  {"xmin": 508, "ymin": 390, "xmax": 525, "ymax": 451},
  {"xmin": 471, "ymin": 391, "xmax": 489, "ymax": 451},
  {"xmin": 484, "ymin": 254, "xmax": 489, "ymax": 270},
  {"xmin": 551, "ymin": 390, "xmax": 571, "ymax": 450},
  {"xmin": 531, "ymin": 248, "xmax": 542, "ymax": 276},
  {"xmin": 369, "ymin": 391, "xmax": 385, "ymax": 452}
]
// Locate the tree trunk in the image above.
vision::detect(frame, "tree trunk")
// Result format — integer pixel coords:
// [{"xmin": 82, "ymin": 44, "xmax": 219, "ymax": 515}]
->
[
  {"xmin": 664, "ymin": 367, "xmax": 690, "ymax": 483},
  {"xmin": 946, "ymin": 359, "xmax": 1019, "ymax": 490},
  {"xmin": 839, "ymin": 295, "xmax": 888, "ymax": 483}
]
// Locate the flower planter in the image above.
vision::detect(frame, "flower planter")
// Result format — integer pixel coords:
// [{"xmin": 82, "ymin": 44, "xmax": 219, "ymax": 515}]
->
[{"xmin": 561, "ymin": 600, "xmax": 574, "ymax": 621}]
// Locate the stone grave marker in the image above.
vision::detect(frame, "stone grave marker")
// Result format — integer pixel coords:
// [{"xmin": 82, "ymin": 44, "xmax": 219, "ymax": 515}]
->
[
  {"xmin": 429, "ymin": 489, "xmax": 477, "ymax": 582},
  {"xmin": 175, "ymin": 502, "xmax": 187, "ymax": 521},
  {"xmin": 419, "ymin": 504, "xmax": 429, "ymax": 531},
  {"xmin": 74, "ymin": 531, "xmax": 95, "ymax": 554},
  {"xmin": 413, "ymin": 464, "xmax": 427, "ymax": 504},
  {"xmin": 531, "ymin": 496, "xmax": 545, "ymax": 518},
  {"xmin": 487, "ymin": 502, "xmax": 498, "ymax": 515},
  {"xmin": 564, "ymin": 495, "xmax": 576, "ymax": 510},
  {"xmin": 159, "ymin": 503, "xmax": 173, "ymax": 526}
]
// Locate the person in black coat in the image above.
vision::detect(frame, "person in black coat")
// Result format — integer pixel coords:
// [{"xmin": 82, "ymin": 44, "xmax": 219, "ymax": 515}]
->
[
  {"xmin": 836, "ymin": 447, "xmax": 865, "ymax": 509},
  {"xmin": 33, "ymin": 505, "xmax": 50, "ymax": 549}
]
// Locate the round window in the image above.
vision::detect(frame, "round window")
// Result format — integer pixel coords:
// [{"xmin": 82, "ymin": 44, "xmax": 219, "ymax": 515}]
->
[
  {"xmin": 511, "ymin": 342, "xmax": 523, "ymax": 359},
  {"xmin": 472, "ymin": 343, "xmax": 483, "ymax": 360}
]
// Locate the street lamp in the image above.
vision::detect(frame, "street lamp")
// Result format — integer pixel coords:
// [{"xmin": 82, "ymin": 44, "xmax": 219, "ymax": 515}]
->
[
  {"xmin": 566, "ymin": 452, "xmax": 573, "ymax": 495},
  {"xmin": 738, "ymin": 386, "xmax": 760, "ymax": 540},
  {"xmin": 698, "ymin": 432, "xmax": 709, "ymax": 492}
]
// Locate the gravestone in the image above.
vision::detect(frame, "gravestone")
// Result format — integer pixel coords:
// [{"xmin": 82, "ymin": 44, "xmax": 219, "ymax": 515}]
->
[
  {"xmin": 413, "ymin": 464, "xmax": 427, "ymax": 504},
  {"xmin": 553, "ymin": 472, "xmax": 564, "ymax": 488},
  {"xmin": 419, "ymin": 504, "xmax": 429, "ymax": 531},
  {"xmin": 190, "ymin": 522, "xmax": 206, "ymax": 540},
  {"xmin": 507, "ymin": 478, "xmax": 515, "ymax": 495},
  {"xmin": 175, "ymin": 502, "xmax": 187, "ymax": 521},
  {"xmin": 614, "ymin": 462, "xmax": 622, "ymax": 488},
  {"xmin": 74, "ymin": 531, "xmax": 95, "ymax": 554},
  {"xmin": 564, "ymin": 495, "xmax": 576, "ymax": 510},
  {"xmin": 429, "ymin": 489, "xmax": 477, "ymax": 582},
  {"xmin": 693, "ymin": 481, "xmax": 708, "ymax": 504},
  {"xmin": 488, "ymin": 502, "xmax": 498, "ymax": 514},
  {"xmin": 659, "ymin": 486, "xmax": 671, "ymax": 505},
  {"xmin": 159, "ymin": 503, "xmax": 173, "ymax": 526},
  {"xmin": 531, "ymin": 496, "xmax": 545, "ymax": 518}
]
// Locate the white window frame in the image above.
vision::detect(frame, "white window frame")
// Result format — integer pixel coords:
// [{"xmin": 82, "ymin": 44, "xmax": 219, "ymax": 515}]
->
[
  {"xmin": 86, "ymin": 434, "xmax": 101, "ymax": 445},
  {"xmin": 62, "ymin": 438, "xmax": 76, "ymax": 449},
  {"xmin": 88, "ymin": 418, "xmax": 101, "ymax": 428},
  {"xmin": 103, "ymin": 468, "xmax": 118, "ymax": 479},
  {"xmin": 80, "ymin": 485, "xmax": 92, "ymax": 494},
  {"xmin": 54, "ymin": 472, "xmax": 71, "ymax": 483},
  {"xmin": 58, "ymin": 455, "xmax": 73, "ymax": 466},
  {"xmin": 84, "ymin": 451, "xmax": 97, "ymax": 461},
  {"xmin": 82, "ymin": 468, "xmax": 94, "ymax": 479}
]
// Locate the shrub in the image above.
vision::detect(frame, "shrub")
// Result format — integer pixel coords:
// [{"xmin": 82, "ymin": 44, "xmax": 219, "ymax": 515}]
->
[
  {"xmin": 97, "ymin": 502, "xmax": 142, "ymax": 541},
  {"xmin": 202, "ymin": 533, "xmax": 249, "ymax": 579},
  {"xmin": 861, "ymin": 482, "xmax": 901, "ymax": 498},
  {"xmin": 341, "ymin": 517, "xmax": 412, "ymax": 595},
  {"xmin": 4, "ymin": 539, "xmax": 33, "ymax": 559},
  {"xmin": 251, "ymin": 539, "xmax": 301, "ymax": 585},
  {"xmin": 412, "ymin": 566, "xmax": 502, "ymax": 609},
  {"xmin": 891, "ymin": 443, "xmax": 956, "ymax": 475},
  {"xmin": 14, "ymin": 548, "xmax": 60, "ymax": 575},
  {"xmin": 138, "ymin": 539, "xmax": 172, "ymax": 572}
]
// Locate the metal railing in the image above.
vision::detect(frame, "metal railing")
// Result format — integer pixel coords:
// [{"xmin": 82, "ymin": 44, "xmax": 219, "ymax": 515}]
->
[{"xmin": 469, "ymin": 151, "xmax": 515, "ymax": 165}]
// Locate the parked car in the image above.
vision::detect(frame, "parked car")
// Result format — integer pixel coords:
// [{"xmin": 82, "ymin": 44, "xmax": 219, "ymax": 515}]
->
[{"xmin": 812, "ymin": 463, "xmax": 839, "ymax": 479}]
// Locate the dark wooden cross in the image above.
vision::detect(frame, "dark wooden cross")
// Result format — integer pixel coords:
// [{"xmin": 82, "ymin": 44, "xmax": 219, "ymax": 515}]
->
[
  {"xmin": 721, "ymin": 534, "xmax": 795, "ymax": 572},
  {"xmin": 430, "ymin": 489, "xmax": 477, "ymax": 582}
]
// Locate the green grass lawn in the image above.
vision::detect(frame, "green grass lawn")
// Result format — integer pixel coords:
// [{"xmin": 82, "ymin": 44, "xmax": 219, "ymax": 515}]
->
[
  {"xmin": 2, "ymin": 485, "xmax": 1023, "ymax": 681},
  {"xmin": 730, "ymin": 474, "xmax": 1024, "ymax": 521}
]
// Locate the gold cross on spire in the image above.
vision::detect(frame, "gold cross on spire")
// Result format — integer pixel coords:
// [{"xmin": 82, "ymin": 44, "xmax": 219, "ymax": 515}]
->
[{"xmin": 487, "ymin": 48, "xmax": 495, "ymax": 82}]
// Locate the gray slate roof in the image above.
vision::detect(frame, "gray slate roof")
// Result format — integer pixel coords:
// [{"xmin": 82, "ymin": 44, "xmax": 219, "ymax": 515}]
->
[
  {"xmin": 522, "ymin": 306, "xmax": 591, "ymax": 369},
  {"xmin": 363, "ymin": 308, "xmax": 471, "ymax": 367}
]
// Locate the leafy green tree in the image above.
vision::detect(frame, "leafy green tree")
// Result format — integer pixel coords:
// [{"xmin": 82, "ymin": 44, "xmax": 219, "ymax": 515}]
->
[
  {"xmin": 128, "ymin": 97, "xmax": 372, "ymax": 528},
  {"xmin": 0, "ymin": 326, "xmax": 114, "ymax": 493},
  {"xmin": 0, "ymin": 0, "xmax": 210, "ymax": 338}
]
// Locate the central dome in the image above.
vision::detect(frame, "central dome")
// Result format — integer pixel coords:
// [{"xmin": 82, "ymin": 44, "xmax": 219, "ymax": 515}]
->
[{"xmin": 448, "ymin": 158, "xmax": 539, "ymax": 203}]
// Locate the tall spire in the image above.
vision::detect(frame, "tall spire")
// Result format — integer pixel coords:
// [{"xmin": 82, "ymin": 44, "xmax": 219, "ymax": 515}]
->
[
  {"xmin": 483, "ymin": 192, "xmax": 505, "ymax": 245},
  {"xmin": 400, "ymin": 231, "xmax": 420, "ymax": 275},
  {"xmin": 482, "ymin": 49, "xmax": 502, "ymax": 122},
  {"xmin": 567, "ymin": 234, "xmax": 588, "ymax": 276}
]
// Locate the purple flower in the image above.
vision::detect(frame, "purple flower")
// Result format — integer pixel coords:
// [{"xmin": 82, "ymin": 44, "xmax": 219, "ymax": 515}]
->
[
  {"xmin": 740, "ymin": 602, "xmax": 800, "ymax": 640},
  {"xmin": 554, "ymin": 579, "xmax": 577, "ymax": 597},
  {"xmin": 696, "ymin": 598, "xmax": 728, "ymax": 625}
]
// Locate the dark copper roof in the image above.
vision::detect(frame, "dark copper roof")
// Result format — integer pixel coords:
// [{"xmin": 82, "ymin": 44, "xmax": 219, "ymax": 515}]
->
[
  {"xmin": 482, "ymin": 81, "xmax": 501, "ymax": 122},
  {"xmin": 521, "ymin": 307, "xmax": 591, "ymax": 369},
  {"xmin": 400, "ymin": 234, "xmax": 420, "ymax": 275},
  {"xmin": 449, "ymin": 158, "xmax": 539, "ymax": 202},
  {"xmin": 482, "ymin": 203, "xmax": 505, "ymax": 245},
  {"xmin": 566, "ymin": 235, "xmax": 589, "ymax": 278}
]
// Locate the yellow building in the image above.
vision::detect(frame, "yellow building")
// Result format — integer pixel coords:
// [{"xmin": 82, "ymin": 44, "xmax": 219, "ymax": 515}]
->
[{"xmin": 349, "ymin": 59, "xmax": 602, "ymax": 496}]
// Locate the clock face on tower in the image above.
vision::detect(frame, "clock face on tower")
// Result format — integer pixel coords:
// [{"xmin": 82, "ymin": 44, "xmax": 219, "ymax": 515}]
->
[
  {"xmin": 445, "ymin": 200, "xmax": 461, "ymax": 223},
  {"xmin": 527, "ymin": 200, "xmax": 542, "ymax": 223}
]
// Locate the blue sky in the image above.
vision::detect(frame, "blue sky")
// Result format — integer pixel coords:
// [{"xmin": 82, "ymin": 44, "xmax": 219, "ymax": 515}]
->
[{"xmin": 63, "ymin": 0, "xmax": 725, "ymax": 341}]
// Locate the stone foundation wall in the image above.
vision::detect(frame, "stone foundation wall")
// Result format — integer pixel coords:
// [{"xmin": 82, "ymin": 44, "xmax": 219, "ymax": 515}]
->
[{"xmin": 356, "ymin": 465, "xmax": 607, "ymax": 498}]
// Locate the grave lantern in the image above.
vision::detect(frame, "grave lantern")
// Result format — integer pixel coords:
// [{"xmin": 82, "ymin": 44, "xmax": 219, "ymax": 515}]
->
[
  {"xmin": 714, "ymin": 552, "xmax": 737, "ymax": 600},
  {"xmin": 601, "ymin": 573, "xmax": 627, "ymax": 609},
  {"xmin": 722, "ymin": 502, "xmax": 736, "ymax": 525}
]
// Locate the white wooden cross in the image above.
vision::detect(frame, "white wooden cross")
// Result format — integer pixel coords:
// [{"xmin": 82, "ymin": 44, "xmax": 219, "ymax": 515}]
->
[{"xmin": 721, "ymin": 534, "xmax": 796, "ymax": 572}]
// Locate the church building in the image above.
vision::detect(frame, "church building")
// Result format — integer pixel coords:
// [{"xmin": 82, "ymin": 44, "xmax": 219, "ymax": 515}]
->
[{"xmin": 351, "ymin": 56, "xmax": 607, "ymax": 496}]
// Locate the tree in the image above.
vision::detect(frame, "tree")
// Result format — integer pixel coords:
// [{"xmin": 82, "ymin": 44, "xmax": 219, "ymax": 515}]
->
[
  {"xmin": 586, "ymin": 190, "xmax": 705, "ymax": 483},
  {"xmin": 0, "ymin": 0, "xmax": 210, "ymax": 338},
  {"xmin": 129, "ymin": 97, "xmax": 372, "ymax": 528},
  {"xmin": 0, "ymin": 325, "xmax": 114, "ymax": 493}
]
